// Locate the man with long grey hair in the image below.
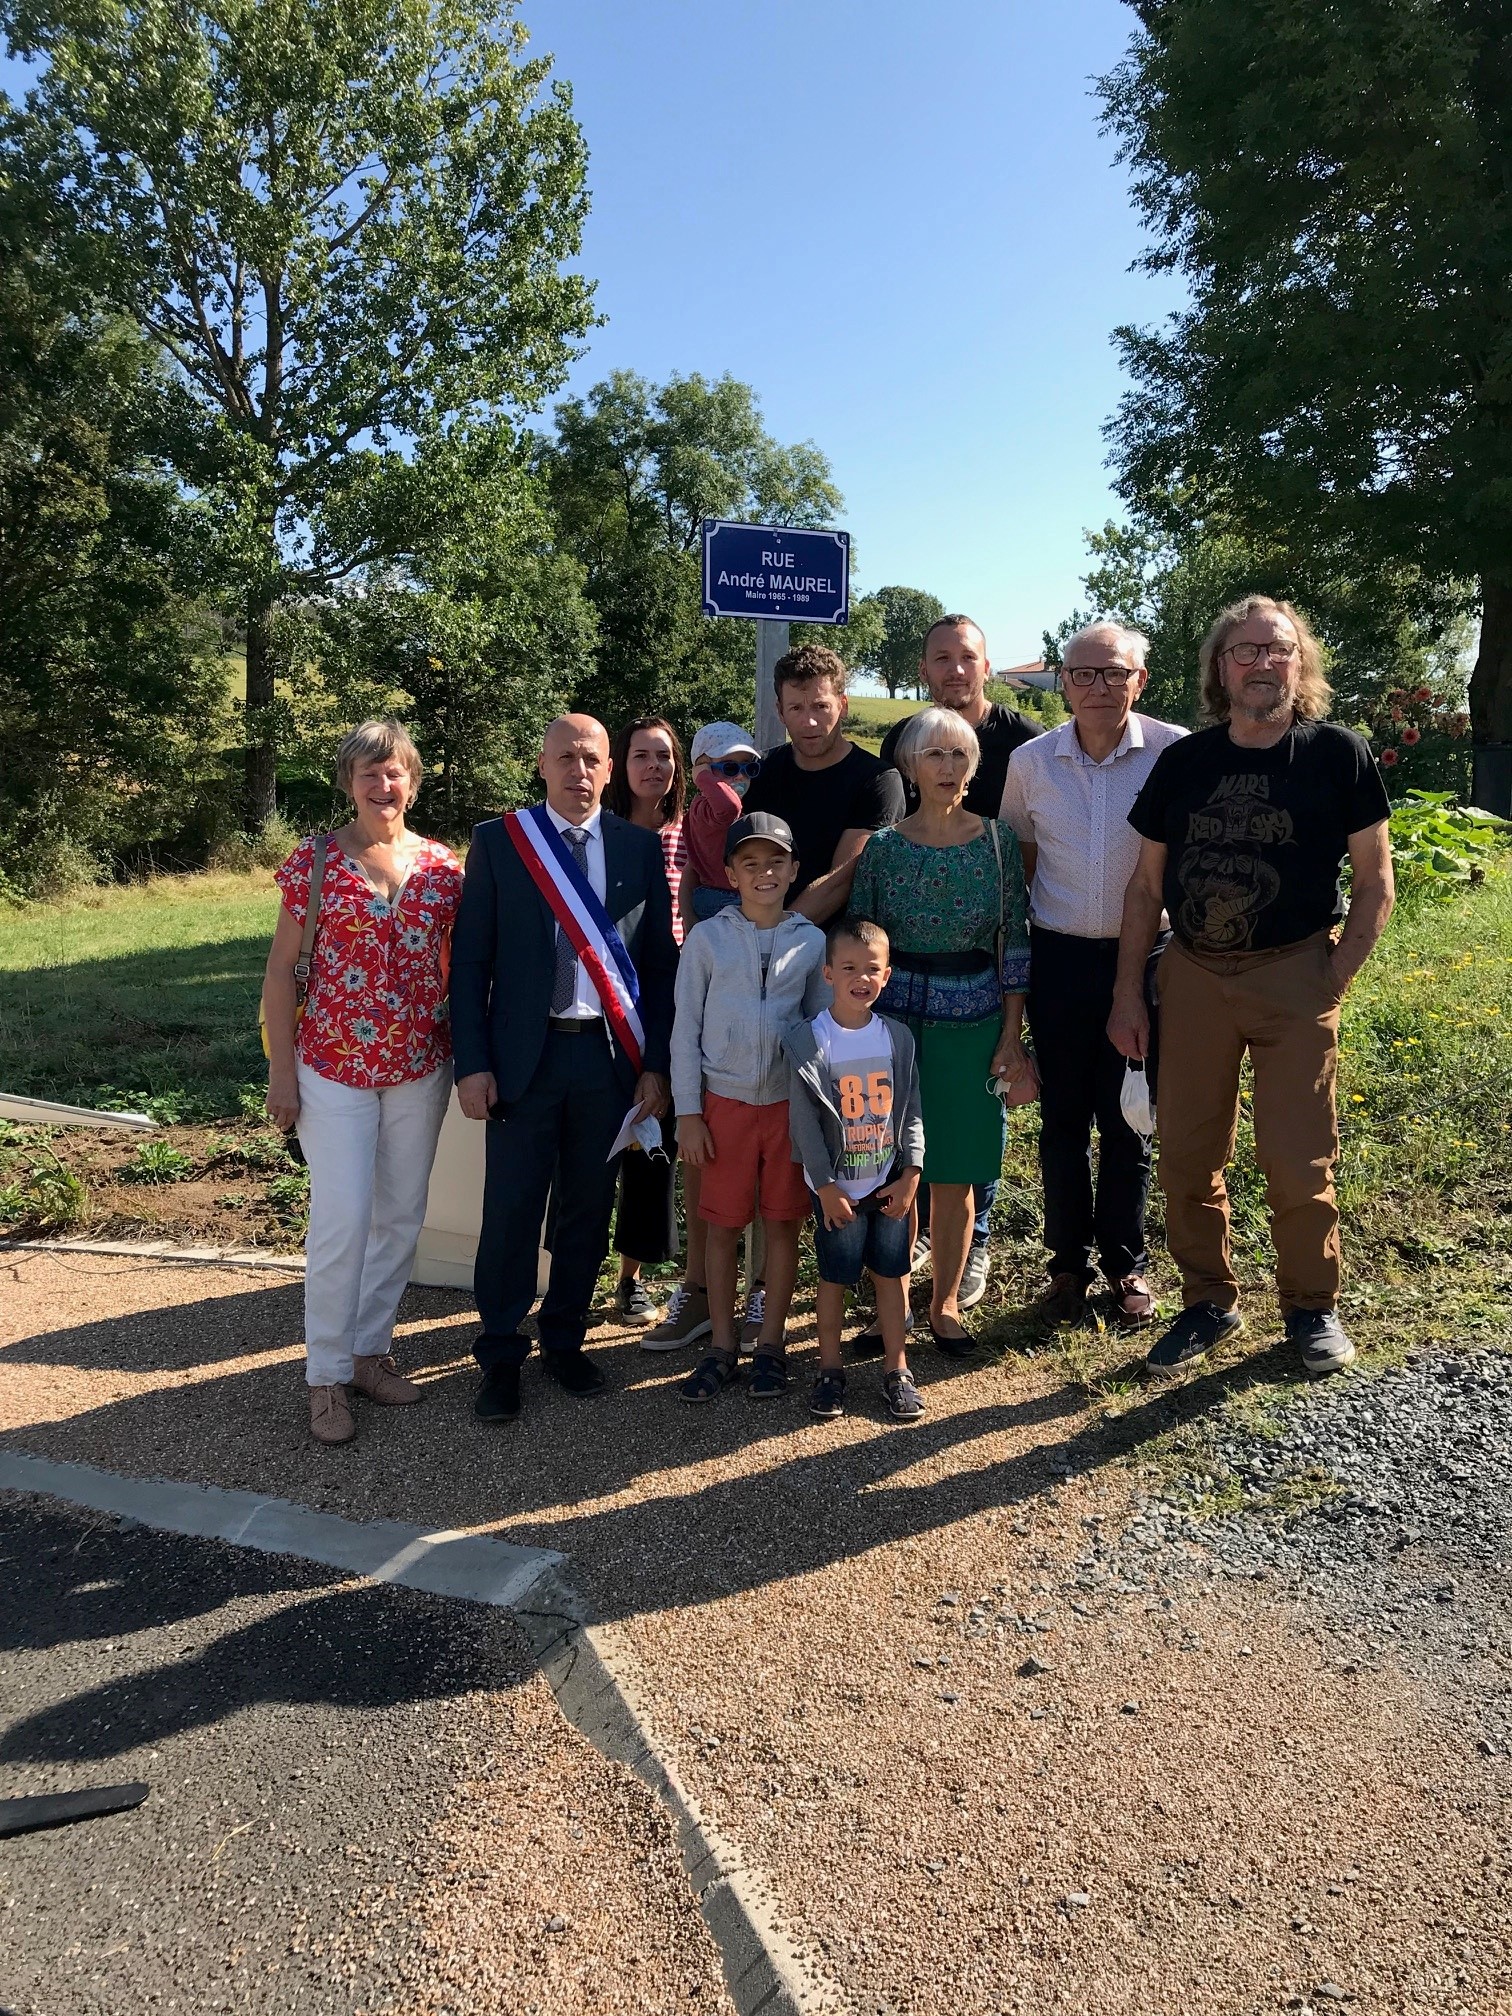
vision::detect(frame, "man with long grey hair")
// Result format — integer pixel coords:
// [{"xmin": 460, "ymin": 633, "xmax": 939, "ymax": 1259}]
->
[{"xmin": 1000, "ymin": 621, "xmax": 1187, "ymax": 1328}]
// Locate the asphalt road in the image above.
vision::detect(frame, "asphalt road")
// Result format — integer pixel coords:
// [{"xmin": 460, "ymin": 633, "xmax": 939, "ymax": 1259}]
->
[{"xmin": 0, "ymin": 1493, "xmax": 524, "ymax": 2016}]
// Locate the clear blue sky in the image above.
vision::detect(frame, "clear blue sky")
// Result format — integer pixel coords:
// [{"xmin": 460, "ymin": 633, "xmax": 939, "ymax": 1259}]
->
[{"xmin": 522, "ymin": 0, "xmax": 1183, "ymax": 668}]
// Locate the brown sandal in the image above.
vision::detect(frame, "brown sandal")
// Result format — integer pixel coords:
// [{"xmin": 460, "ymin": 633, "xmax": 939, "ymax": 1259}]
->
[{"xmin": 1114, "ymin": 1275, "xmax": 1156, "ymax": 1326}]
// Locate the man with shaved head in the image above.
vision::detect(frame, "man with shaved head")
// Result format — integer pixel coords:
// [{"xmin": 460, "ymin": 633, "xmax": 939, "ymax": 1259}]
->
[{"xmin": 451, "ymin": 713, "xmax": 678, "ymax": 1421}]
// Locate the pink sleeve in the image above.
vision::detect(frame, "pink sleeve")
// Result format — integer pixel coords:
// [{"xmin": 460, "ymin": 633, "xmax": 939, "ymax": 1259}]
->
[{"xmin": 688, "ymin": 773, "xmax": 744, "ymax": 828}]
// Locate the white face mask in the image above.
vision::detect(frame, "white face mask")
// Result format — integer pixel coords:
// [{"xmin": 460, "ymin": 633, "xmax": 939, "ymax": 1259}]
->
[
  {"xmin": 1120, "ymin": 1061, "xmax": 1154, "ymax": 1139},
  {"xmin": 631, "ymin": 1112, "xmax": 669, "ymax": 1159}
]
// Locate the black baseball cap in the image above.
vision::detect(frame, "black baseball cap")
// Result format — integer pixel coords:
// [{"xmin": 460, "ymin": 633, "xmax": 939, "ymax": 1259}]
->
[{"xmin": 724, "ymin": 811, "xmax": 797, "ymax": 863}]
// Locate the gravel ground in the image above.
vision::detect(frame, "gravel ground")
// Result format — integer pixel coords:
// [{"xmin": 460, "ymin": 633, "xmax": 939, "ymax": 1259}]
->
[
  {"xmin": 0, "ymin": 1493, "xmax": 733, "ymax": 2016},
  {"xmin": 4, "ymin": 1250, "xmax": 1510, "ymax": 2015},
  {"xmin": 1116, "ymin": 1343, "xmax": 1512, "ymax": 1747}
]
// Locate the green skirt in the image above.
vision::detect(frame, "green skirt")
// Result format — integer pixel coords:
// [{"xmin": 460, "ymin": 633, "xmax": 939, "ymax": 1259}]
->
[{"xmin": 908, "ymin": 1013, "xmax": 1007, "ymax": 1188}]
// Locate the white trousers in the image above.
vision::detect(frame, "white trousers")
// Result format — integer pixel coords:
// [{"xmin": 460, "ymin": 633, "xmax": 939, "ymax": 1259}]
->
[{"xmin": 295, "ymin": 1061, "xmax": 452, "ymax": 1387}]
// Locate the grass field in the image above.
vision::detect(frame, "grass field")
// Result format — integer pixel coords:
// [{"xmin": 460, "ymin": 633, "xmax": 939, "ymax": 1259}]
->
[{"xmin": 0, "ymin": 868, "xmax": 279, "ymax": 1115}]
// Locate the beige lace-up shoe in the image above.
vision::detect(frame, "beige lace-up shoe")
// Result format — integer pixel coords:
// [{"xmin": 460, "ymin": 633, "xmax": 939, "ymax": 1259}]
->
[
  {"xmin": 309, "ymin": 1384, "xmax": 356, "ymax": 1445},
  {"xmin": 350, "ymin": 1355, "xmax": 424, "ymax": 1405}
]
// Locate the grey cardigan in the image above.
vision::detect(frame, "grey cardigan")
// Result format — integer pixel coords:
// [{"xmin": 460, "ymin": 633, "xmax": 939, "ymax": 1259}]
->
[{"xmin": 782, "ymin": 1013, "xmax": 925, "ymax": 1193}]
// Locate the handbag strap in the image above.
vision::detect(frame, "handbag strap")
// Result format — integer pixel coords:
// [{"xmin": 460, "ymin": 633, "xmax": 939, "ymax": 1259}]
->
[
  {"xmin": 987, "ymin": 817, "xmax": 1006, "ymax": 966},
  {"xmin": 292, "ymin": 835, "xmax": 329, "ymax": 1000}
]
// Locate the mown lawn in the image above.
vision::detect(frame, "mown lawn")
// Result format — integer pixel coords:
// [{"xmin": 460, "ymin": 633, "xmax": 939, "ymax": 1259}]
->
[{"xmin": 0, "ymin": 868, "xmax": 279, "ymax": 1116}]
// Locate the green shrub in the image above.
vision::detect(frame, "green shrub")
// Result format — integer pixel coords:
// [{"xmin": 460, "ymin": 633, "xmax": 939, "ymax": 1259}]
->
[
  {"xmin": 1386, "ymin": 792, "xmax": 1509, "ymax": 908},
  {"xmin": 0, "ymin": 1148, "xmax": 89, "ymax": 1232},
  {"xmin": 122, "ymin": 1140, "xmax": 195, "ymax": 1184},
  {"xmin": 208, "ymin": 813, "xmax": 302, "ymax": 874}
]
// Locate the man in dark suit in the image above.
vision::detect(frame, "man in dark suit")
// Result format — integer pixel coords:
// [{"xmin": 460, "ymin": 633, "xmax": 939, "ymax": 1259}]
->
[{"xmin": 451, "ymin": 714, "xmax": 678, "ymax": 1420}]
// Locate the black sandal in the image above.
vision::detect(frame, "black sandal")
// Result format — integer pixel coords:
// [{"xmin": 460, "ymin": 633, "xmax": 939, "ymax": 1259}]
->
[
  {"xmin": 678, "ymin": 1352, "xmax": 739, "ymax": 1404},
  {"xmin": 930, "ymin": 1320, "xmax": 977, "ymax": 1360},
  {"xmin": 747, "ymin": 1351, "xmax": 790, "ymax": 1399}
]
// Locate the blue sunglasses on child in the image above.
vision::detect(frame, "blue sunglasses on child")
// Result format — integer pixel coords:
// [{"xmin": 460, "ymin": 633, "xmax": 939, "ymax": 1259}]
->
[{"xmin": 707, "ymin": 757, "xmax": 762, "ymax": 779}]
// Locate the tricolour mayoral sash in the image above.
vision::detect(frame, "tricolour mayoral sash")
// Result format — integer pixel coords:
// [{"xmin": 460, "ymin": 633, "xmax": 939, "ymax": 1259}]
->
[{"xmin": 504, "ymin": 804, "xmax": 646, "ymax": 1075}]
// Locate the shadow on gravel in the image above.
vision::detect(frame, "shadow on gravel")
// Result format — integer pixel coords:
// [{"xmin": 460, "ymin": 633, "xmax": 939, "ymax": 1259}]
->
[
  {"xmin": 0, "ymin": 1498, "xmax": 522, "ymax": 1765},
  {"xmin": 2, "ymin": 1274, "xmax": 1307, "ymax": 1624}
]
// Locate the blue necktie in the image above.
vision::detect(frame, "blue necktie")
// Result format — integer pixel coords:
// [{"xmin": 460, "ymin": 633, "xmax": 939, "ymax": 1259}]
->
[{"xmin": 550, "ymin": 827, "xmax": 590, "ymax": 1014}]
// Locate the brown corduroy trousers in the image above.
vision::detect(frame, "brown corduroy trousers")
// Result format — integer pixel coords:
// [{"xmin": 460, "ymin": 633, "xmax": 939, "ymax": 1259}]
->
[{"xmin": 1155, "ymin": 932, "xmax": 1343, "ymax": 1314}]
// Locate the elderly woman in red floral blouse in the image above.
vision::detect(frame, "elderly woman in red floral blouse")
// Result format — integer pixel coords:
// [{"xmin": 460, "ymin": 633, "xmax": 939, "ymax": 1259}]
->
[{"xmin": 263, "ymin": 719, "xmax": 463, "ymax": 1446}]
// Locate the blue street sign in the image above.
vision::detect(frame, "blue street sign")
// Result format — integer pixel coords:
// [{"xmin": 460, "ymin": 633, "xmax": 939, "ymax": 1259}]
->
[{"xmin": 701, "ymin": 519, "xmax": 850, "ymax": 625}]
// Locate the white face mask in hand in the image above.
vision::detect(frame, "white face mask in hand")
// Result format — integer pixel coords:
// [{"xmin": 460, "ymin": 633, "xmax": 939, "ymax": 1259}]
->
[{"xmin": 1120, "ymin": 1060, "xmax": 1154, "ymax": 1139}]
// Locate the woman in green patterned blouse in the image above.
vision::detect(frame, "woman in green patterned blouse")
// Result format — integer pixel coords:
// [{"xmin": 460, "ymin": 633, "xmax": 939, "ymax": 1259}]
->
[{"xmin": 849, "ymin": 707, "xmax": 1032, "ymax": 1353}]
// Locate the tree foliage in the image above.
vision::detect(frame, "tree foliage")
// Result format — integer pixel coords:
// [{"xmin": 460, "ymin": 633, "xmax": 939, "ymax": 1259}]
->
[
  {"xmin": 853, "ymin": 585, "xmax": 946, "ymax": 699},
  {"xmin": 1101, "ymin": 1, "xmax": 1506, "ymax": 742},
  {"xmin": 0, "ymin": 178, "xmax": 227, "ymax": 891},
  {"xmin": 280, "ymin": 422, "xmax": 596, "ymax": 835},
  {"xmin": 1, "ymin": 0, "xmax": 595, "ymax": 823},
  {"xmin": 537, "ymin": 369, "xmax": 845, "ymax": 738}
]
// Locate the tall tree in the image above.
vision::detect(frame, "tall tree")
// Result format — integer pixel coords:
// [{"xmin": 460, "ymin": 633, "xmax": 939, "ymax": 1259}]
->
[
  {"xmin": 0, "ymin": 176, "xmax": 226, "ymax": 890},
  {"xmin": 1101, "ymin": 2, "xmax": 1504, "ymax": 776},
  {"xmin": 2, "ymin": 0, "xmax": 594, "ymax": 826},
  {"xmin": 536, "ymin": 369, "xmax": 844, "ymax": 736},
  {"xmin": 282, "ymin": 422, "xmax": 597, "ymax": 834},
  {"xmin": 854, "ymin": 585, "xmax": 946, "ymax": 698},
  {"xmin": 1045, "ymin": 496, "xmax": 1466, "ymax": 729}
]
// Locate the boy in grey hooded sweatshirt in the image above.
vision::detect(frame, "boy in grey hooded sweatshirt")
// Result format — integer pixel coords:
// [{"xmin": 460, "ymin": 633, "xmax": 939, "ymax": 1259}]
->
[{"xmin": 672, "ymin": 813, "xmax": 829, "ymax": 1401}]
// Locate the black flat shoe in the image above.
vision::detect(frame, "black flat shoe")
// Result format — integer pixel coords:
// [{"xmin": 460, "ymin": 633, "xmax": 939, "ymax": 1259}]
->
[
  {"xmin": 929, "ymin": 1321, "xmax": 977, "ymax": 1360},
  {"xmin": 474, "ymin": 1366, "xmax": 522, "ymax": 1421},
  {"xmin": 547, "ymin": 1350, "xmax": 607, "ymax": 1397}
]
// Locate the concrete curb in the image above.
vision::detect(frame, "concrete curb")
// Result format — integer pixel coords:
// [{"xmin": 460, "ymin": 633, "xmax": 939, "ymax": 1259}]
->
[
  {"xmin": 0, "ymin": 1453, "xmax": 820, "ymax": 2015},
  {"xmin": 0, "ymin": 1452, "xmax": 561, "ymax": 1609},
  {"xmin": 514, "ymin": 1569, "xmax": 817, "ymax": 2016},
  {"xmin": 1, "ymin": 1237, "xmax": 306, "ymax": 1272}
]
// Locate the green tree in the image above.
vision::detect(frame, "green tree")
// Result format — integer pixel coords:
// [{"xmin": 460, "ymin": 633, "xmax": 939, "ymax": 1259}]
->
[
  {"xmin": 0, "ymin": 178, "xmax": 227, "ymax": 890},
  {"xmin": 536, "ymin": 369, "xmax": 844, "ymax": 737},
  {"xmin": 2, "ymin": 0, "xmax": 594, "ymax": 827},
  {"xmin": 854, "ymin": 585, "xmax": 946, "ymax": 698},
  {"xmin": 281, "ymin": 422, "xmax": 597, "ymax": 834},
  {"xmin": 1045, "ymin": 495, "xmax": 1475, "ymax": 790},
  {"xmin": 1100, "ymin": 2, "xmax": 1502, "ymax": 768}
]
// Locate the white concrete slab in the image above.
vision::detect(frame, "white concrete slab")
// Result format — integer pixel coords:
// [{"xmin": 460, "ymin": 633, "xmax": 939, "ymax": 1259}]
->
[{"xmin": 0, "ymin": 1451, "xmax": 561, "ymax": 1610}]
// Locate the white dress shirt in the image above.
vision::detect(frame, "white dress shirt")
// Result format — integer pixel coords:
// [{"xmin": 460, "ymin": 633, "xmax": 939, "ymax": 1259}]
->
[
  {"xmin": 999, "ymin": 713, "xmax": 1188, "ymax": 939},
  {"xmin": 545, "ymin": 800, "xmax": 608, "ymax": 1019}
]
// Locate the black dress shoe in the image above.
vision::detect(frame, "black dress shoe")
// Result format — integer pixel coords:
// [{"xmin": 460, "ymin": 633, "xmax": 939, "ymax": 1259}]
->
[
  {"xmin": 547, "ymin": 1350, "xmax": 607, "ymax": 1396},
  {"xmin": 474, "ymin": 1366, "xmax": 522, "ymax": 1421}
]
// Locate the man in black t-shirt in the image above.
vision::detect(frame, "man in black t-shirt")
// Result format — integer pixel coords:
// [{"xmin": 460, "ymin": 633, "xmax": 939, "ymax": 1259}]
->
[
  {"xmin": 742, "ymin": 643, "xmax": 904, "ymax": 918},
  {"xmin": 876, "ymin": 614, "xmax": 1038, "ymax": 1304},
  {"xmin": 1108, "ymin": 596, "xmax": 1394, "ymax": 1380},
  {"xmin": 877, "ymin": 614, "xmax": 1040, "ymax": 818}
]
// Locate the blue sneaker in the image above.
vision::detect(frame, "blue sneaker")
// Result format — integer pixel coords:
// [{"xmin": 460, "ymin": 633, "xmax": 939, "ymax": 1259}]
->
[{"xmin": 1145, "ymin": 1301, "xmax": 1242, "ymax": 1372}]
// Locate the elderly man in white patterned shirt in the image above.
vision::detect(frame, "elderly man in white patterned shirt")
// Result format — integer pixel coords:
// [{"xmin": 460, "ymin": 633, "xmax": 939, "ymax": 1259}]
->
[{"xmin": 999, "ymin": 622, "xmax": 1186, "ymax": 1329}]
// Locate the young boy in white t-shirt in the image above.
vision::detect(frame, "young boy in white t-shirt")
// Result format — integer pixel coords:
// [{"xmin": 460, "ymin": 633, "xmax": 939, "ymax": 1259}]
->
[{"xmin": 784, "ymin": 917, "xmax": 926, "ymax": 1421}]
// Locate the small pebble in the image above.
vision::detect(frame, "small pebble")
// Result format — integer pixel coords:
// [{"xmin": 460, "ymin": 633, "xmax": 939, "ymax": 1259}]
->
[
  {"xmin": 1064, "ymin": 1890, "xmax": 1091, "ymax": 1909},
  {"xmin": 1315, "ymin": 1985, "xmax": 1349, "ymax": 2003},
  {"xmin": 547, "ymin": 1915, "xmax": 567, "ymax": 1934}
]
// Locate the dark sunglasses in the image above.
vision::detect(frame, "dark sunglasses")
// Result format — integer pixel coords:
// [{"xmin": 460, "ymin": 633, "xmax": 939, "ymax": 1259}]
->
[{"xmin": 707, "ymin": 757, "xmax": 762, "ymax": 779}]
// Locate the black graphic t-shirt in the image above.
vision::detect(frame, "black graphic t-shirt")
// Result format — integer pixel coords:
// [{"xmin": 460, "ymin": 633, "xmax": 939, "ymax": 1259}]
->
[{"xmin": 1128, "ymin": 721, "xmax": 1390, "ymax": 955}]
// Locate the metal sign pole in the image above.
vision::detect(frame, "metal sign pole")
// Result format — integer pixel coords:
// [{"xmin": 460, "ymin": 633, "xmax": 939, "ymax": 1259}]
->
[{"xmin": 755, "ymin": 619, "xmax": 790, "ymax": 753}]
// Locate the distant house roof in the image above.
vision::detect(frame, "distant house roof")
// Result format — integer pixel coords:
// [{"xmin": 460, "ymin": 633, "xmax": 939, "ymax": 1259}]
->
[{"xmin": 1000, "ymin": 658, "xmax": 1058, "ymax": 691}]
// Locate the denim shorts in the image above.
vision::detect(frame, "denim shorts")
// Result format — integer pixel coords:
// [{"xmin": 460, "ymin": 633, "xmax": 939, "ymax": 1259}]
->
[{"xmin": 810, "ymin": 1192, "xmax": 913, "ymax": 1286}]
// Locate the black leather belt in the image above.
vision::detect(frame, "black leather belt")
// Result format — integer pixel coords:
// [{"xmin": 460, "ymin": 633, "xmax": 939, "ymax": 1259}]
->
[{"xmin": 547, "ymin": 1015, "xmax": 605, "ymax": 1034}]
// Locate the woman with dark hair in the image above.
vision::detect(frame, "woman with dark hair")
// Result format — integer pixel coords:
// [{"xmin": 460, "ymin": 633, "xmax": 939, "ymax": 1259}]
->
[{"xmin": 603, "ymin": 717, "xmax": 694, "ymax": 1326}]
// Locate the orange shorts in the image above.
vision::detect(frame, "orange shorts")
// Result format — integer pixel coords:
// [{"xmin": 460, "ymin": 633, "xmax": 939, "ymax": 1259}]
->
[{"xmin": 697, "ymin": 1093, "xmax": 811, "ymax": 1227}]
